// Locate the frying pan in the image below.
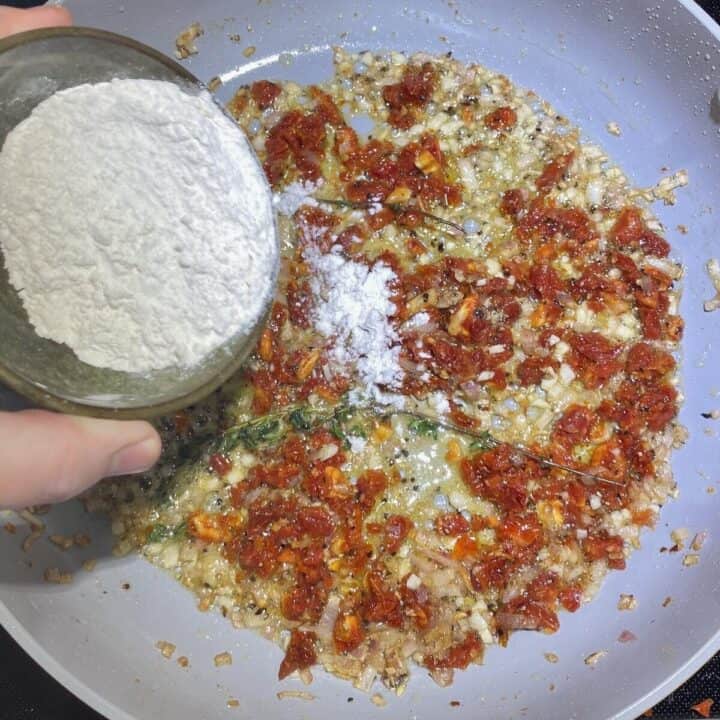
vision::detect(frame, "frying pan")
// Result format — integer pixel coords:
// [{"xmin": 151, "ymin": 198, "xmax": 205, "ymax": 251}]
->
[{"xmin": 1, "ymin": 1, "xmax": 719, "ymax": 719}]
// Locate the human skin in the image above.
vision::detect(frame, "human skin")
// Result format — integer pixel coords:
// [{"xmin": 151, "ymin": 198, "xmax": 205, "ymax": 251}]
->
[{"xmin": 0, "ymin": 5, "xmax": 162, "ymax": 508}]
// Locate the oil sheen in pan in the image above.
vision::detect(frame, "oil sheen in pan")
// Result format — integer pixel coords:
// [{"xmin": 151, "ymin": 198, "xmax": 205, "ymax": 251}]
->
[{"xmin": 2, "ymin": 1, "xmax": 719, "ymax": 719}]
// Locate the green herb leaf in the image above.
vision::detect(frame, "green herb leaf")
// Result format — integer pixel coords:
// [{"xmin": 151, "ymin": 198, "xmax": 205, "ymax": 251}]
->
[
  {"xmin": 329, "ymin": 418, "xmax": 350, "ymax": 449},
  {"xmin": 407, "ymin": 417, "xmax": 439, "ymax": 439},
  {"xmin": 468, "ymin": 431, "xmax": 496, "ymax": 452},
  {"xmin": 215, "ymin": 416, "xmax": 285, "ymax": 454},
  {"xmin": 148, "ymin": 520, "xmax": 187, "ymax": 544},
  {"xmin": 148, "ymin": 524, "xmax": 170, "ymax": 543},
  {"xmin": 236, "ymin": 417, "xmax": 284, "ymax": 449},
  {"xmin": 288, "ymin": 408, "xmax": 314, "ymax": 431}
]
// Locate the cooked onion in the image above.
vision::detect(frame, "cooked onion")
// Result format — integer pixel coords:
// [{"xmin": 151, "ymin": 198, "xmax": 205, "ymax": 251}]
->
[{"xmin": 495, "ymin": 612, "xmax": 543, "ymax": 631}]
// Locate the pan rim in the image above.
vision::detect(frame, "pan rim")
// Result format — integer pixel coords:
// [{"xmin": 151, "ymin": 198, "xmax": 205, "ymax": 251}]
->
[{"xmin": 2, "ymin": 2, "xmax": 720, "ymax": 719}]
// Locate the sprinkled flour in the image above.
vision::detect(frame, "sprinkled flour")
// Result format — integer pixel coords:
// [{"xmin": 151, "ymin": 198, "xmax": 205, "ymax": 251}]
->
[
  {"xmin": 306, "ymin": 246, "xmax": 403, "ymax": 407},
  {"xmin": 0, "ymin": 78, "xmax": 277, "ymax": 373},
  {"xmin": 273, "ymin": 180, "xmax": 320, "ymax": 216}
]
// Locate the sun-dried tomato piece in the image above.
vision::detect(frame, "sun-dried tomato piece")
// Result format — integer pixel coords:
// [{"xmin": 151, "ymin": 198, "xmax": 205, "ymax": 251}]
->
[
  {"xmin": 400, "ymin": 576, "xmax": 433, "ymax": 629},
  {"xmin": 309, "ymin": 86, "xmax": 345, "ymax": 126},
  {"xmin": 483, "ymin": 106, "xmax": 517, "ymax": 131},
  {"xmin": 278, "ymin": 630, "xmax": 317, "ymax": 680},
  {"xmin": 497, "ymin": 597, "xmax": 560, "ymax": 633},
  {"xmin": 558, "ymin": 586, "xmax": 583, "ymax": 612},
  {"xmin": 516, "ymin": 356, "xmax": 557, "ymax": 387},
  {"xmin": 610, "ymin": 207, "xmax": 670, "ymax": 257},
  {"xmin": 297, "ymin": 506, "xmax": 335, "ymax": 538},
  {"xmin": 356, "ymin": 469, "xmax": 389, "ymax": 514},
  {"xmin": 690, "ymin": 698, "xmax": 714, "ymax": 719},
  {"xmin": 434, "ymin": 512, "xmax": 471, "ymax": 536},
  {"xmin": 529, "ymin": 263, "xmax": 565, "ymax": 302},
  {"xmin": 333, "ymin": 612, "xmax": 365, "ymax": 653},
  {"xmin": 382, "ymin": 63, "xmax": 437, "ymax": 129},
  {"xmin": 499, "ymin": 513, "xmax": 543, "ymax": 548},
  {"xmin": 383, "ymin": 514, "xmax": 413, "ymax": 553},
  {"xmin": 583, "ymin": 530, "xmax": 626, "ymax": 570},
  {"xmin": 425, "ymin": 634, "xmax": 484, "ymax": 670},
  {"xmin": 552, "ymin": 404, "xmax": 596, "ymax": 445},
  {"xmin": 625, "ymin": 342, "xmax": 675, "ymax": 380},
  {"xmin": 566, "ymin": 332, "xmax": 623, "ymax": 389},
  {"xmin": 470, "ymin": 556, "xmax": 513, "ymax": 592},
  {"xmin": 250, "ymin": 80, "xmax": 281, "ymax": 109},
  {"xmin": 515, "ymin": 198, "xmax": 597, "ymax": 248},
  {"xmin": 209, "ymin": 453, "xmax": 233, "ymax": 476},
  {"xmin": 362, "ymin": 565, "xmax": 403, "ymax": 628},
  {"xmin": 500, "ymin": 188, "xmax": 526, "ymax": 218},
  {"xmin": 536, "ymin": 151, "xmax": 575, "ymax": 193},
  {"xmin": 286, "ymin": 279, "xmax": 313, "ymax": 328},
  {"xmin": 461, "ymin": 445, "xmax": 531, "ymax": 512},
  {"xmin": 264, "ymin": 109, "xmax": 327, "ymax": 186}
]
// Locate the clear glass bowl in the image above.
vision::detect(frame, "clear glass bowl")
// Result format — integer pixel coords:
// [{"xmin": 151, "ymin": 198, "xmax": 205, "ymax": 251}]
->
[{"xmin": 0, "ymin": 27, "xmax": 278, "ymax": 419}]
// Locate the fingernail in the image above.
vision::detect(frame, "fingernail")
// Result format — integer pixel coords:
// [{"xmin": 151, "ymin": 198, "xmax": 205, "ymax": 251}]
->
[{"xmin": 108, "ymin": 436, "xmax": 160, "ymax": 477}]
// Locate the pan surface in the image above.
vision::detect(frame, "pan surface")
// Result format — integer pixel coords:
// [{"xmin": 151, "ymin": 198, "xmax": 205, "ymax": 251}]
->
[{"xmin": 2, "ymin": 1, "xmax": 720, "ymax": 719}]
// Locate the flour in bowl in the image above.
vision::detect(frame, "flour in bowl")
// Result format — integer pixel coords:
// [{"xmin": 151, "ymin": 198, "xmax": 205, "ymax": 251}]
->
[{"xmin": 0, "ymin": 78, "xmax": 277, "ymax": 373}]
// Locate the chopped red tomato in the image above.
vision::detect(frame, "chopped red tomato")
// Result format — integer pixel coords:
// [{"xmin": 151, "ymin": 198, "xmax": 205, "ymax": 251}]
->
[
  {"xmin": 610, "ymin": 207, "xmax": 670, "ymax": 257},
  {"xmin": 425, "ymin": 633, "xmax": 483, "ymax": 670},
  {"xmin": 278, "ymin": 630, "xmax": 317, "ymax": 680},
  {"xmin": 383, "ymin": 514, "xmax": 414, "ymax": 553},
  {"xmin": 434, "ymin": 512, "xmax": 471, "ymax": 536},
  {"xmin": 250, "ymin": 80, "xmax": 281, "ymax": 109},
  {"xmin": 382, "ymin": 63, "xmax": 437, "ymax": 129},
  {"xmin": 483, "ymin": 106, "xmax": 517, "ymax": 131}
]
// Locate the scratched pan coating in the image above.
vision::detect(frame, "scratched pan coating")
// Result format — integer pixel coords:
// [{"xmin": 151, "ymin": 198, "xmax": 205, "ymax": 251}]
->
[{"xmin": 1, "ymin": 2, "xmax": 719, "ymax": 719}]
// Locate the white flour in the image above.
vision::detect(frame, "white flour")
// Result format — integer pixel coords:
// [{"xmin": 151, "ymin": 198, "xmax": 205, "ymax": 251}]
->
[
  {"xmin": 306, "ymin": 245, "xmax": 404, "ymax": 407},
  {"xmin": 273, "ymin": 180, "xmax": 320, "ymax": 216},
  {"xmin": 0, "ymin": 78, "xmax": 277, "ymax": 374}
]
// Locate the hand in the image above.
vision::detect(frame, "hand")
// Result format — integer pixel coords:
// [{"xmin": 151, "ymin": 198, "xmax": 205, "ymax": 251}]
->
[
  {"xmin": 0, "ymin": 5, "xmax": 72, "ymax": 38},
  {"xmin": 0, "ymin": 5, "xmax": 162, "ymax": 509}
]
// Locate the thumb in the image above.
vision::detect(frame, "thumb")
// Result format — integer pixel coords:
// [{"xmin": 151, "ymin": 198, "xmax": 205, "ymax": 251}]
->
[
  {"xmin": 0, "ymin": 409, "xmax": 161, "ymax": 509},
  {"xmin": 0, "ymin": 6, "xmax": 73, "ymax": 39}
]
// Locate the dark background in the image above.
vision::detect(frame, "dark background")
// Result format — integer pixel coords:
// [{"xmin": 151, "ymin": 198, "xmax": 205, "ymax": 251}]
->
[{"xmin": 1, "ymin": 0, "xmax": 720, "ymax": 718}]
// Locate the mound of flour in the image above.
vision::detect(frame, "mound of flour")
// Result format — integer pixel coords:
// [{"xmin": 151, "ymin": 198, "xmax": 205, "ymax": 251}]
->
[{"xmin": 0, "ymin": 78, "xmax": 277, "ymax": 374}]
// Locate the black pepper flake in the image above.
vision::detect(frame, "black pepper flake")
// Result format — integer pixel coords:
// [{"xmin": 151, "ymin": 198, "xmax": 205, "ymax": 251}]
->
[
  {"xmin": 701, "ymin": 411, "xmax": 714, "ymax": 419},
  {"xmin": 450, "ymin": 700, "xmax": 461, "ymax": 707},
  {"xmin": 121, "ymin": 582, "xmax": 131, "ymax": 590},
  {"xmin": 412, "ymin": 484, "xmax": 420, "ymax": 491},
  {"xmin": 347, "ymin": 697, "xmax": 354, "ymax": 703},
  {"xmin": 438, "ymin": 242, "xmax": 445, "ymax": 252}
]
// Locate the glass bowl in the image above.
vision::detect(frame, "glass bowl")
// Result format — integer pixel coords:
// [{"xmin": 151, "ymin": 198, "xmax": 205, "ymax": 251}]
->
[{"xmin": 0, "ymin": 27, "xmax": 278, "ymax": 419}]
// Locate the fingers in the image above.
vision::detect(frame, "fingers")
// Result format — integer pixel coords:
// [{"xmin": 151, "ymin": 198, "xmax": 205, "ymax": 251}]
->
[
  {"xmin": 0, "ymin": 6, "xmax": 73, "ymax": 39},
  {"xmin": 0, "ymin": 410, "xmax": 161, "ymax": 509}
]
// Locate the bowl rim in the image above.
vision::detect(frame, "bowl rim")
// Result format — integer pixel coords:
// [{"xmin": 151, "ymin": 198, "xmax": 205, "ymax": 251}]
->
[{"xmin": 0, "ymin": 26, "xmax": 277, "ymax": 420}]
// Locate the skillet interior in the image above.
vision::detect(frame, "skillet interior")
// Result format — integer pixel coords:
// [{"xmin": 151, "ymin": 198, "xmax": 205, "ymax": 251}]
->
[{"xmin": 1, "ymin": 2, "xmax": 720, "ymax": 718}]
